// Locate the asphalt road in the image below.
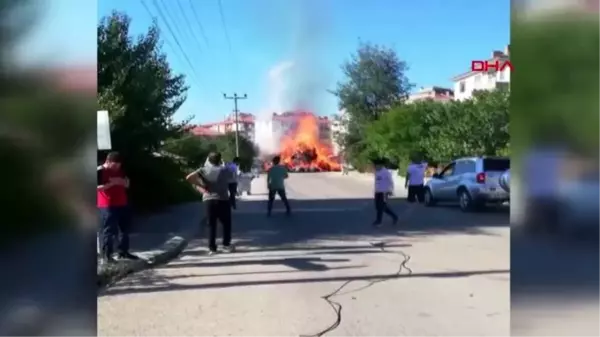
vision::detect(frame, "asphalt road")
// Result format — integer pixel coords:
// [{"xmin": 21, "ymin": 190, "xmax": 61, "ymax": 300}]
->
[{"xmin": 98, "ymin": 172, "xmax": 510, "ymax": 336}]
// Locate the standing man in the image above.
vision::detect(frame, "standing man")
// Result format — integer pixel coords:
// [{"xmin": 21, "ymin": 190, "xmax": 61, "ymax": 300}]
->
[
  {"xmin": 237, "ymin": 166, "xmax": 254, "ymax": 196},
  {"xmin": 341, "ymin": 158, "xmax": 349, "ymax": 175},
  {"xmin": 226, "ymin": 157, "xmax": 241, "ymax": 209},
  {"xmin": 267, "ymin": 155, "xmax": 292, "ymax": 216},
  {"xmin": 522, "ymin": 142, "xmax": 562, "ymax": 234},
  {"xmin": 405, "ymin": 157, "xmax": 428, "ymax": 203},
  {"xmin": 372, "ymin": 158, "xmax": 399, "ymax": 227},
  {"xmin": 186, "ymin": 152, "xmax": 235, "ymax": 255},
  {"xmin": 97, "ymin": 152, "xmax": 139, "ymax": 264}
]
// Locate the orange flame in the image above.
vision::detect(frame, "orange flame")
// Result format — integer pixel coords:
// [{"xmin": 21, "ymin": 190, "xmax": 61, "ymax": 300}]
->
[{"xmin": 277, "ymin": 114, "xmax": 341, "ymax": 171}]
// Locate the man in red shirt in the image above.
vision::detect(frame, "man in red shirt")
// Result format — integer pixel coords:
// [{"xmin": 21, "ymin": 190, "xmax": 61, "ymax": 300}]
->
[{"xmin": 97, "ymin": 152, "xmax": 138, "ymax": 264}]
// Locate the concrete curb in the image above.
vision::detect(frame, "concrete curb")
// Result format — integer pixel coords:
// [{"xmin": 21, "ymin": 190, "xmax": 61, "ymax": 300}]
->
[{"xmin": 96, "ymin": 226, "xmax": 198, "ymax": 290}]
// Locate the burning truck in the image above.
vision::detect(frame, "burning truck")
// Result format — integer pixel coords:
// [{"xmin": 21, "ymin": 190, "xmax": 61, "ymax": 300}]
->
[{"xmin": 263, "ymin": 113, "xmax": 341, "ymax": 172}]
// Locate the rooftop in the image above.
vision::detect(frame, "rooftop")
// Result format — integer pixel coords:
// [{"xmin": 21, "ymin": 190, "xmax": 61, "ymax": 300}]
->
[
  {"xmin": 412, "ymin": 86, "xmax": 454, "ymax": 95},
  {"xmin": 408, "ymin": 86, "xmax": 454, "ymax": 102},
  {"xmin": 190, "ymin": 126, "xmax": 222, "ymax": 136},
  {"xmin": 197, "ymin": 111, "xmax": 331, "ymax": 127},
  {"xmin": 451, "ymin": 45, "xmax": 510, "ymax": 82},
  {"xmin": 272, "ymin": 111, "xmax": 329, "ymax": 120}
]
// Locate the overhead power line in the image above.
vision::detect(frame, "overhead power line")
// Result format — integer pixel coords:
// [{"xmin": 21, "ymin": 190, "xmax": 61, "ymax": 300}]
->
[
  {"xmin": 188, "ymin": 0, "xmax": 211, "ymax": 48},
  {"xmin": 156, "ymin": 0, "xmax": 189, "ymax": 51},
  {"xmin": 139, "ymin": 0, "xmax": 187, "ymax": 67},
  {"xmin": 175, "ymin": 0, "xmax": 205, "ymax": 54},
  {"xmin": 217, "ymin": 0, "xmax": 234, "ymax": 59},
  {"xmin": 148, "ymin": 0, "xmax": 203, "ymax": 86},
  {"xmin": 216, "ymin": 0, "xmax": 239, "ymax": 91}
]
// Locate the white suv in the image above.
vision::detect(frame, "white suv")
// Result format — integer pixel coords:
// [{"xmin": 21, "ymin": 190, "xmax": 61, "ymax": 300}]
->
[{"xmin": 424, "ymin": 156, "xmax": 510, "ymax": 212}]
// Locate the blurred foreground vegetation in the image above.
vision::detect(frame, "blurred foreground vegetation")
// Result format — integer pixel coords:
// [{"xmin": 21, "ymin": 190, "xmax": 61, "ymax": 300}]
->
[
  {"xmin": 1, "ymin": 1, "xmax": 97, "ymax": 247},
  {"xmin": 511, "ymin": 12, "xmax": 599, "ymax": 163}
]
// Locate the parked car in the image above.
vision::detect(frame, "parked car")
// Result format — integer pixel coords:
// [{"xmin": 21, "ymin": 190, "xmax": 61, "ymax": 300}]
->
[
  {"xmin": 557, "ymin": 174, "xmax": 599, "ymax": 234},
  {"xmin": 499, "ymin": 169, "xmax": 510, "ymax": 192},
  {"xmin": 424, "ymin": 156, "xmax": 510, "ymax": 212}
]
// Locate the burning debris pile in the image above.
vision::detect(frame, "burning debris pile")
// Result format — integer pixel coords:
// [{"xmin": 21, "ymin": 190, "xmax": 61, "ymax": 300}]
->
[{"xmin": 266, "ymin": 113, "xmax": 340, "ymax": 172}]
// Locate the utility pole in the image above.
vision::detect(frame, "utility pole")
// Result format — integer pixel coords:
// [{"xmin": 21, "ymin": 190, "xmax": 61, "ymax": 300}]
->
[{"xmin": 223, "ymin": 93, "xmax": 247, "ymax": 157}]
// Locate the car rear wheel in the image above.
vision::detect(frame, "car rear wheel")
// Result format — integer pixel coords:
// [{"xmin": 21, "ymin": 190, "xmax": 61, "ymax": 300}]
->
[
  {"xmin": 424, "ymin": 188, "xmax": 436, "ymax": 206},
  {"xmin": 458, "ymin": 189, "xmax": 475, "ymax": 212}
]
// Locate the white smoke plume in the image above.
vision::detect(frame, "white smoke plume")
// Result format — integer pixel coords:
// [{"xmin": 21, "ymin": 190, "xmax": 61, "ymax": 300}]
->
[
  {"xmin": 254, "ymin": 0, "xmax": 332, "ymax": 156},
  {"xmin": 254, "ymin": 61, "xmax": 293, "ymax": 155},
  {"xmin": 286, "ymin": 0, "xmax": 332, "ymax": 113}
]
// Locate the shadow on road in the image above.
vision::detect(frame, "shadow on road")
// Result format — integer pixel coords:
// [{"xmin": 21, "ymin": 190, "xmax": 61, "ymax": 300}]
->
[
  {"xmin": 99, "ymin": 197, "xmax": 509, "ymax": 297},
  {"xmin": 180, "ymin": 242, "xmax": 412, "ymax": 257},
  {"xmin": 160, "ymin": 256, "xmax": 353, "ymax": 271},
  {"xmin": 123, "ymin": 202, "xmax": 202, "ymax": 253},
  {"xmin": 101, "ymin": 268, "xmax": 509, "ymax": 296},
  {"xmin": 226, "ymin": 197, "xmax": 508, "ymax": 249},
  {"xmin": 241, "ymin": 192, "xmax": 269, "ymax": 196}
]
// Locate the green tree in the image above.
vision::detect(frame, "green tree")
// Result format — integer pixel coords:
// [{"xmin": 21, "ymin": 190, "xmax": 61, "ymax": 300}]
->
[
  {"xmin": 209, "ymin": 133, "xmax": 258, "ymax": 170},
  {"xmin": 409, "ymin": 92, "xmax": 508, "ymax": 163},
  {"xmin": 162, "ymin": 134, "xmax": 210, "ymax": 169},
  {"xmin": 98, "ymin": 12, "xmax": 190, "ymax": 153},
  {"xmin": 164, "ymin": 133, "xmax": 258, "ymax": 172},
  {"xmin": 364, "ymin": 100, "xmax": 437, "ymax": 171},
  {"xmin": 364, "ymin": 90, "xmax": 509, "ymax": 172},
  {"xmin": 332, "ymin": 41, "xmax": 413, "ymax": 168},
  {"xmin": 97, "ymin": 12, "xmax": 198, "ymax": 211},
  {"xmin": 461, "ymin": 90, "xmax": 510, "ymax": 156}
]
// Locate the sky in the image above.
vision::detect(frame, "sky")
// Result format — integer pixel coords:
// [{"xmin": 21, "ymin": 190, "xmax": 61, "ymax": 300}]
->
[{"xmin": 19, "ymin": 0, "xmax": 509, "ymax": 124}]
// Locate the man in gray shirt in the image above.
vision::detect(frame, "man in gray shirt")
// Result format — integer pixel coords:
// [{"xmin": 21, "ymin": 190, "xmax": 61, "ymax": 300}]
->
[{"xmin": 186, "ymin": 152, "xmax": 235, "ymax": 254}]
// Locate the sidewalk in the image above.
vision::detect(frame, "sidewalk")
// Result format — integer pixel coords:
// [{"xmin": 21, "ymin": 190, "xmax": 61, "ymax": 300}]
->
[
  {"xmin": 97, "ymin": 203, "xmax": 202, "ymax": 256},
  {"xmin": 126, "ymin": 202, "xmax": 203, "ymax": 257},
  {"xmin": 97, "ymin": 202, "xmax": 203, "ymax": 288}
]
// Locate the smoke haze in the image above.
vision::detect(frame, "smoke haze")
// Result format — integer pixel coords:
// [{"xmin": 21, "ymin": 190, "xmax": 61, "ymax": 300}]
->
[{"xmin": 254, "ymin": 0, "xmax": 333, "ymax": 155}]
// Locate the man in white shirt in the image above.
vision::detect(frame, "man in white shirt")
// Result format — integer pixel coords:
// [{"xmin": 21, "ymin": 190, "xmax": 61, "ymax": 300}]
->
[
  {"xmin": 522, "ymin": 145, "xmax": 563, "ymax": 234},
  {"xmin": 342, "ymin": 162, "xmax": 349, "ymax": 175},
  {"xmin": 226, "ymin": 157, "xmax": 241, "ymax": 209},
  {"xmin": 237, "ymin": 167, "xmax": 254, "ymax": 195},
  {"xmin": 405, "ymin": 160, "xmax": 428, "ymax": 203},
  {"xmin": 373, "ymin": 158, "xmax": 399, "ymax": 227}
]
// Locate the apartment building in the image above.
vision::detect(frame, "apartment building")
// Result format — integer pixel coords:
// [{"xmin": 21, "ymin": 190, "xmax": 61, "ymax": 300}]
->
[
  {"xmin": 330, "ymin": 109, "xmax": 348, "ymax": 156},
  {"xmin": 407, "ymin": 86, "xmax": 454, "ymax": 103},
  {"xmin": 270, "ymin": 111, "xmax": 332, "ymax": 146},
  {"xmin": 451, "ymin": 45, "xmax": 510, "ymax": 101},
  {"xmin": 191, "ymin": 112, "xmax": 256, "ymax": 141},
  {"xmin": 192, "ymin": 111, "xmax": 332, "ymax": 147}
]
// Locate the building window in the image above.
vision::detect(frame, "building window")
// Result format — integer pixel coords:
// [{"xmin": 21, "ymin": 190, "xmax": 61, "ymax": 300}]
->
[
  {"xmin": 459, "ymin": 81, "xmax": 466, "ymax": 93},
  {"xmin": 499, "ymin": 71, "xmax": 505, "ymax": 81}
]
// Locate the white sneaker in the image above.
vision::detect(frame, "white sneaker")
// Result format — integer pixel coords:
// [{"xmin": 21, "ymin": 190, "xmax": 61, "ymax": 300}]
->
[{"xmin": 222, "ymin": 245, "xmax": 236, "ymax": 253}]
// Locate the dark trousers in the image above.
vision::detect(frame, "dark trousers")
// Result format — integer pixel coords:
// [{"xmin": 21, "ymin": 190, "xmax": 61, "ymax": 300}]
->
[
  {"xmin": 205, "ymin": 199, "xmax": 232, "ymax": 251},
  {"xmin": 267, "ymin": 188, "xmax": 291, "ymax": 214},
  {"xmin": 525, "ymin": 197, "xmax": 560, "ymax": 234},
  {"xmin": 374, "ymin": 192, "xmax": 398, "ymax": 223},
  {"xmin": 407, "ymin": 184, "xmax": 425, "ymax": 203},
  {"xmin": 99, "ymin": 206, "xmax": 131, "ymax": 257},
  {"xmin": 228, "ymin": 183, "xmax": 238, "ymax": 209}
]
